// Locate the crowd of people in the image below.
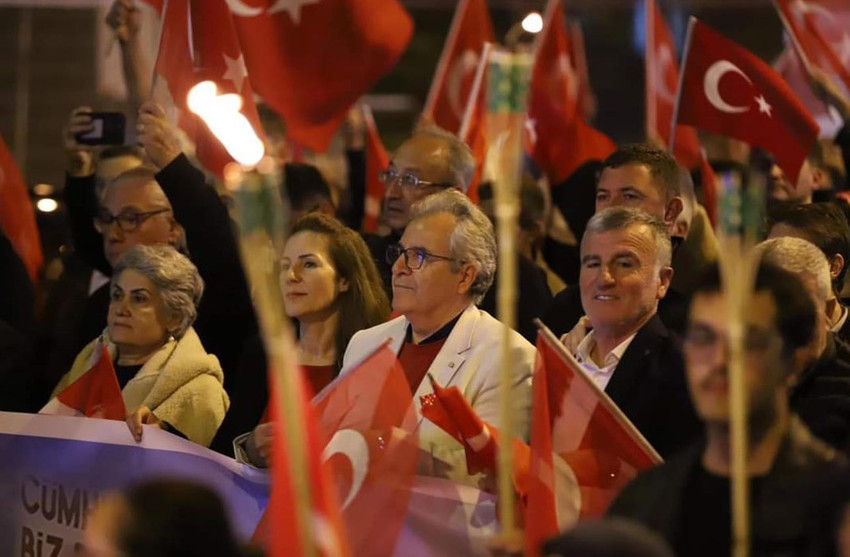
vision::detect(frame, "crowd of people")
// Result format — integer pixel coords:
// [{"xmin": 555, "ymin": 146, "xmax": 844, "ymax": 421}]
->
[{"xmin": 6, "ymin": 1, "xmax": 850, "ymax": 556}]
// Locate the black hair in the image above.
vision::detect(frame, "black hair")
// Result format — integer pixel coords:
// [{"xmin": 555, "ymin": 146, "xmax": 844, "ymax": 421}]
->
[
  {"xmin": 767, "ymin": 201, "xmax": 850, "ymax": 295},
  {"xmin": 282, "ymin": 163, "xmax": 332, "ymax": 212},
  {"xmin": 690, "ymin": 261, "xmax": 817, "ymax": 357},
  {"xmin": 600, "ymin": 143, "xmax": 681, "ymax": 201},
  {"xmin": 119, "ymin": 479, "xmax": 245, "ymax": 557}
]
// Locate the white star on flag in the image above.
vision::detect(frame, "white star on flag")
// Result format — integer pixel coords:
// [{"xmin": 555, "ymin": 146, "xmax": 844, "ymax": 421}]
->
[
  {"xmin": 269, "ymin": 0, "xmax": 320, "ymax": 25},
  {"xmin": 755, "ymin": 94, "xmax": 772, "ymax": 117},
  {"xmin": 223, "ymin": 53, "xmax": 248, "ymax": 93}
]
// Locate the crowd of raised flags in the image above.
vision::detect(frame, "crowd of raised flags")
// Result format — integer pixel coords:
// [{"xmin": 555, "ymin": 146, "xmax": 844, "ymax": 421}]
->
[{"xmin": 1, "ymin": 0, "xmax": 850, "ymax": 555}]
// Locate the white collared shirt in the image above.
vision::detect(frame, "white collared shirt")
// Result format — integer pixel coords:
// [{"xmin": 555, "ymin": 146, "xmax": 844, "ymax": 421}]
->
[{"xmin": 574, "ymin": 330, "xmax": 637, "ymax": 390}]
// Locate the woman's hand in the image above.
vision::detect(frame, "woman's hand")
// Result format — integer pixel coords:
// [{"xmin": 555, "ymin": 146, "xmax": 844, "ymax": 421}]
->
[
  {"xmin": 126, "ymin": 405, "xmax": 162, "ymax": 442},
  {"xmin": 248, "ymin": 423, "xmax": 274, "ymax": 466},
  {"xmin": 560, "ymin": 315, "xmax": 592, "ymax": 355}
]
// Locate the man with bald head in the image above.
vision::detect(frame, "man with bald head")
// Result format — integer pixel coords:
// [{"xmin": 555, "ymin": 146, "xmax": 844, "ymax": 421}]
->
[{"xmin": 364, "ymin": 125, "xmax": 476, "ymax": 293}]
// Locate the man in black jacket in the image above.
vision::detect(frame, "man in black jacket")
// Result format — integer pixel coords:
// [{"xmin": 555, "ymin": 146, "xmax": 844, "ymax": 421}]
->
[
  {"xmin": 570, "ymin": 206, "xmax": 699, "ymax": 457},
  {"xmin": 542, "ymin": 144, "xmax": 690, "ymax": 337},
  {"xmin": 608, "ymin": 262, "xmax": 844, "ymax": 557}
]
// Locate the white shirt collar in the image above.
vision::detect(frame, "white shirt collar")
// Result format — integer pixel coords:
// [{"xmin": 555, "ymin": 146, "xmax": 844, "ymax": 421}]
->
[{"xmin": 574, "ymin": 330, "xmax": 638, "ymax": 389}]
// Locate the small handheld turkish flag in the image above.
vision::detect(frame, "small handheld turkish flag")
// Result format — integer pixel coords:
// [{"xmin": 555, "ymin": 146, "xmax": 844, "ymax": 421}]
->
[{"xmin": 675, "ymin": 18, "xmax": 819, "ymax": 183}]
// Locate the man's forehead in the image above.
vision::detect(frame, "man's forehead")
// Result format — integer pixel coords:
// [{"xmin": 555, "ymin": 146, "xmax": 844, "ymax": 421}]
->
[
  {"xmin": 402, "ymin": 213, "xmax": 454, "ymax": 244},
  {"xmin": 103, "ymin": 178, "xmax": 169, "ymax": 206},
  {"xmin": 393, "ymin": 136, "xmax": 450, "ymax": 167},
  {"xmin": 690, "ymin": 290, "xmax": 777, "ymax": 328},
  {"xmin": 581, "ymin": 225, "xmax": 655, "ymax": 257},
  {"xmin": 597, "ymin": 163, "xmax": 658, "ymax": 190}
]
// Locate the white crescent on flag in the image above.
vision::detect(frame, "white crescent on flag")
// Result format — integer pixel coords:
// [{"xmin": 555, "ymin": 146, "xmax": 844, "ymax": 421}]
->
[
  {"xmin": 654, "ymin": 44, "xmax": 677, "ymax": 104},
  {"xmin": 703, "ymin": 60, "xmax": 752, "ymax": 114},
  {"xmin": 224, "ymin": 0, "xmax": 263, "ymax": 17},
  {"xmin": 323, "ymin": 428, "xmax": 370, "ymax": 509},
  {"xmin": 447, "ymin": 49, "xmax": 481, "ymax": 121}
]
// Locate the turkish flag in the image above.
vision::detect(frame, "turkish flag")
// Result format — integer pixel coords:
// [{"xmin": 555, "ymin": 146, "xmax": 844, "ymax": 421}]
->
[
  {"xmin": 41, "ymin": 344, "xmax": 126, "ymax": 420},
  {"xmin": 313, "ymin": 344, "xmax": 419, "ymax": 556},
  {"xmin": 0, "ymin": 134, "xmax": 41, "ymax": 283},
  {"xmin": 645, "ymin": 0, "xmax": 701, "ymax": 168},
  {"xmin": 423, "ymin": 0, "xmax": 495, "ymax": 134},
  {"xmin": 524, "ymin": 330, "xmax": 661, "ymax": 556},
  {"xmin": 528, "ymin": 0, "xmax": 615, "ymax": 185},
  {"xmin": 775, "ymin": 44, "xmax": 845, "ymax": 137},
  {"xmin": 676, "ymin": 19, "xmax": 819, "ymax": 183},
  {"xmin": 253, "ymin": 367, "xmax": 349, "ymax": 556},
  {"xmin": 153, "ymin": 0, "xmax": 265, "ymax": 177},
  {"xmin": 775, "ymin": 0, "xmax": 850, "ymax": 94},
  {"xmin": 362, "ymin": 105, "xmax": 387, "ymax": 234},
  {"xmin": 457, "ymin": 42, "xmax": 493, "ymax": 205},
  {"xmin": 230, "ymin": 0, "xmax": 412, "ymax": 153}
]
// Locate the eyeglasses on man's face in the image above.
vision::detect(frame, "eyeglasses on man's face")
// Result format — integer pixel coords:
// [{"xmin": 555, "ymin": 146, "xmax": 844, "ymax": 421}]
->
[
  {"xmin": 94, "ymin": 207, "xmax": 171, "ymax": 233},
  {"xmin": 386, "ymin": 243, "xmax": 457, "ymax": 270},
  {"xmin": 378, "ymin": 168, "xmax": 454, "ymax": 191}
]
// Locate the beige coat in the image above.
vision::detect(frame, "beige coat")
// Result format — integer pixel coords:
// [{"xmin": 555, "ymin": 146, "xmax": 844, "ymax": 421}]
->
[{"xmin": 56, "ymin": 327, "xmax": 229, "ymax": 447}]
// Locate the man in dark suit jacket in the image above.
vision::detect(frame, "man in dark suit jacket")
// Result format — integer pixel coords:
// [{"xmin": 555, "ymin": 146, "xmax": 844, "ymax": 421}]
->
[
  {"xmin": 608, "ymin": 262, "xmax": 844, "ymax": 557},
  {"xmin": 571, "ymin": 206, "xmax": 699, "ymax": 458}
]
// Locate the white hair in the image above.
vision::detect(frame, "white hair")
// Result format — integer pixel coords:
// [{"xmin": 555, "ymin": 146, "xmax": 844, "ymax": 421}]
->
[
  {"xmin": 755, "ymin": 237, "xmax": 832, "ymax": 304},
  {"xmin": 409, "ymin": 189, "xmax": 496, "ymax": 304},
  {"xmin": 112, "ymin": 244, "xmax": 204, "ymax": 338}
]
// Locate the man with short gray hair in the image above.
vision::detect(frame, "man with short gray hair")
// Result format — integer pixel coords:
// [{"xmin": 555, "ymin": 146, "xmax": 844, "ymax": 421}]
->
[
  {"xmin": 756, "ymin": 236, "xmax": 850, "ymax": 452},
  {"xmin": 574, "ymin": 206, "xmax": 699, "ymax": 457},
  {"xmin": 342, "ymin": 189, "xmax": 534, "ymax": 483}
]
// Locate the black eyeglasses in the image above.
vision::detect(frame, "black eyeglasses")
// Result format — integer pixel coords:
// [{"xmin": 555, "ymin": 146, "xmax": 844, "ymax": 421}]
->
[
  {"xmin": 94, "ymin": 208, "xmax": 171, "ymax": 233},
  {"xmin": 386, "ymin": 244, "xmax": 456, "ymax": 270},
  {"xmin": 378, "ymin": 168, "xmax": 453, "ymax": 190}
]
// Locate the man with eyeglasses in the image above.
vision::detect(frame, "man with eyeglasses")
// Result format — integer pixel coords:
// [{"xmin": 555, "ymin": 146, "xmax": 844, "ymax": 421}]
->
[
  {"xmin": 53, "ymin": 103, "xmax": 260, "ymax": 456},
  {"xmin": 571, "ymin": 207, "xmax": 699, "ymax": 458},
  {"xmin": 342, "ymin": 189, "xmax": 535, "ymax": 484},
  {"xmin": 608, "ymin": 261, "xmax": 844, "ymax": 557},
  {"xmin": 364, "ymin": 126, "xmax": 475, "ymax": 295}
]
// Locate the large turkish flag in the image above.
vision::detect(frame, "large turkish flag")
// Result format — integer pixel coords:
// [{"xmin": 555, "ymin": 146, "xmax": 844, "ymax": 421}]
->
[
  {"xmin": 229, "ymin": 0, "xmax": 413, "ymax": 152},
  {"xmin": 676, "ymin": 19, "xmax": 818, "ymax": 183}
]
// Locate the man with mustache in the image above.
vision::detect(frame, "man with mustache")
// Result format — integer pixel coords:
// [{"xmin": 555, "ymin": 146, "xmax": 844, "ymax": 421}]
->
[
  {"xmin": 608, "ymin": 261, "xmax": 843, "ymax": 556},
  {"xmin": 342, "ymin": 189, "xmax": 535, "ymax": 484},
  {"xmin": 573, "ymin": 206, "xmax": 699, "ymax": 457}
]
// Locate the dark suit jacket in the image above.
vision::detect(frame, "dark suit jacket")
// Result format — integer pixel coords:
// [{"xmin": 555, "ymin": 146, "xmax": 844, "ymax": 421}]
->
[
  {"xmin": 603, "ymin": 315, "xmax": 701, "ymax": 458},
  {"xmin": 609, "ymin": 418, "xmax": 844, "ymax": 557},
  {"xmin": 791, "ymin": 333, "xmax": 850, "ymax": 454}
]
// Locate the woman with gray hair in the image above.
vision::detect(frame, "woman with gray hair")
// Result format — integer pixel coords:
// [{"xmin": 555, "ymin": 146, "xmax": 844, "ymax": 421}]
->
[{"xmin": 51, "ymin": 245, "xmax": 229, "ymax": 447}]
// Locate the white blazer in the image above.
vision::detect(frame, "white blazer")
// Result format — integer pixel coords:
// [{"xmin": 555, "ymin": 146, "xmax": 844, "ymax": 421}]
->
[{"xmin": 341, "ymin": 304, "xmax": 535, "ymax": 485}]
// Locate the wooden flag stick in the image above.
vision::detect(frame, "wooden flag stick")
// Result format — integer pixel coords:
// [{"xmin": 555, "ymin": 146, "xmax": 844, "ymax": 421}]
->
[
  {"xmin": 486, "ymin": 48, "xmax": 532, "ymax": 544},
  {"xmin": 225, "ymin": 161, "xmax": 316, "ymax": 557},
  {"xmin": 715, "ymin": 171, "xmax": 762, "ymax": 557}
]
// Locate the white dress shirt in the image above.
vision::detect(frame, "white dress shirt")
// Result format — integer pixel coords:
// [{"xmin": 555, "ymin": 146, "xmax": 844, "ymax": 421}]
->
[{"xmin": 574, "ymin": 330, "xmax": 637, "ymax": 390}]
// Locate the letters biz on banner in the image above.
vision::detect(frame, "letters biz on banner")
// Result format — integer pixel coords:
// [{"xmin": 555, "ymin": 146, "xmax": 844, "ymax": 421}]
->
[{"xmin": 0, "ymin": 412, "xmax": 269, "ymax": 556}]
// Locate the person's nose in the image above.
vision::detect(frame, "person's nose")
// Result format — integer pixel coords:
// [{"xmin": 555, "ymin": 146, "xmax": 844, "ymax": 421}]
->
[
  {"xmin": 391, "ymin": 251, "xmax": 410, "ymax": 276},
  {"xmin": 385, "ymin": 175, "xmax": 404, "ymax": 200},
  {"xmin": 104, "ymin": 220, "xmax": 125, "ymax": 241},
  {"xmin": 598, "ymin": 266, "xmax": 616, "ymax": 288}
]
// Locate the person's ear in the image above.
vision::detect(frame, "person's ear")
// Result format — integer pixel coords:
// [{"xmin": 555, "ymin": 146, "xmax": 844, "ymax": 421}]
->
[
  {"xmin": 338, "ymin": 277, "xmax": 350, "ymax": 293},
  {"xmin": 657, "ymin": 266, "xmax": 674, "ymax": 299},
  {"xmin": 456, "ymin": 263, "xmax": 479, "ymax": 296},
  {"xmin": 829, "ymin": 253, "xmax": 845, "ymax": 282},
  {"xmin": 664, "ymin": 197, "xmax": 684, "ymax": 230}
]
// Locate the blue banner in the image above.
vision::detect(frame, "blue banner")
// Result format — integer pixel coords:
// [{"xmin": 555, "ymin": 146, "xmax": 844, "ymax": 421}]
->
[{"xmin": 0, "ymin": 412, "xmax": 269, "ymax": 557}]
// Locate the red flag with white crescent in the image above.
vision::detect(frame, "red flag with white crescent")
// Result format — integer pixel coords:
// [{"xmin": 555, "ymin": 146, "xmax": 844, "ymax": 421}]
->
[
  {"xmin": 675, "ymin": 19, "xmax": 819, "ymax": 184},
  {"xmin": 312, "ymin": 344, "xmax": 419, "ymax": 556},
  {"xmin": 423, "ymin": 0, "xmax": 495, "ymax": 134},
  {"xmin": 228, "ymin": 0, "xmax": 413, "ymax": 152},
  {"xmin": 775, "ymin": 0, "xmax": 850, "ymax": 94},
  {"xmin": 528, "ymin": 0, "xmax": 615, "ymax": 185}
]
